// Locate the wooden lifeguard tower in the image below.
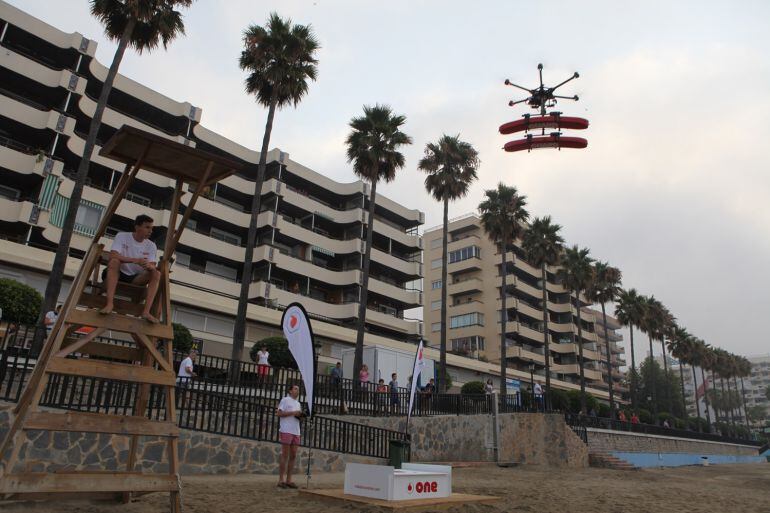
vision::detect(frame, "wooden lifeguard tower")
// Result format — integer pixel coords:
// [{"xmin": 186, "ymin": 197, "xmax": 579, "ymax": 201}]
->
[{"xmin": 0, "ymin": 126, "xmax": 242, "ymax": 511}]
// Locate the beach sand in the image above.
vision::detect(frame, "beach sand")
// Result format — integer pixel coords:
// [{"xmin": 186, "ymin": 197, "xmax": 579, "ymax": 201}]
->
[{"xmin": 3, "ymin": 463, "xmax": 769, "ymax": 513}]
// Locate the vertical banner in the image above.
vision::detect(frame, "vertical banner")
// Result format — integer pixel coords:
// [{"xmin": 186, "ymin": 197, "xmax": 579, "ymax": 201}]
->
[
  {"xmin": 281, "ymin": 303, "xmax": 316, "ymax": 416},
  {"xmin": 407, "ymin": 340, "xmax": 426, "ymax": 422}
]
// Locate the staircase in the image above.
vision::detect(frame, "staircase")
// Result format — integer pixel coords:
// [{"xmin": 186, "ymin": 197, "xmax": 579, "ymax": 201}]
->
[{"xmin": 588, "ymin": 450, "xmax": 638, "ymax": 470}]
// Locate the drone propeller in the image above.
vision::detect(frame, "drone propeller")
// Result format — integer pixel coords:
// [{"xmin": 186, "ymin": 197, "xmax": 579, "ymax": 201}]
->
[{"xmin": 504, "ymin": 78, "xmax": 534, "ymax": 94}]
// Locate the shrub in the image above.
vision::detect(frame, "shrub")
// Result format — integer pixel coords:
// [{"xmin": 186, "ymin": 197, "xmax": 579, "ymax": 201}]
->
[
  {"xmin": 597, "ymin": 403, "xmax": 610, "ymax": 418},
  {"xmin": 566, "ymin": 390, "xmax": 598, "ymax": 414},
  {"xmin": 547, "ymin": 388, "xmax": 570, "ymax": 412},
  {"xmin": 172, "ymin": 323, "xmax": 193, "ymax": 354},
  {"xmin": 461, "ymin": 381, "xmax": 486, "ymax": 395},
  {"xmin": 687, "ymin": 416, "xmax": 710, "ymax": 432},
  {"xmin": 249, "ymin": 336, "xmax": 296, "ymax": 369},
  {"xmin": 637, "ymin": 408, "xmax": 653, "ymax": 424},
  {"xmin": 0, "ymin": 278, "xmax": 42, "ymax": 325}
]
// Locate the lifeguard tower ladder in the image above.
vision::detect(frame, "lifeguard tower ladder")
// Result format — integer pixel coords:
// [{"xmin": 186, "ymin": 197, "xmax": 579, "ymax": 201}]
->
[{"xmin": 0, "ymin": 126, "xmax": 242, "ymax": 511}]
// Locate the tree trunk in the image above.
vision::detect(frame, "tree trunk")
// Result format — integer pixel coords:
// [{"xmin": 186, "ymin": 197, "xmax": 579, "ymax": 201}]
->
[
  {"xmin": 629, "ymin": 324, "xmax": 637, "ymax": 411},
  {"xmin": 540, "ymin": 264, "xmax": 551, "ymax": 410},
  {"xmin": 40, "ymin": 19, "xmax": 135, "ymax": 328},
  {"xmin": 678, "ymin": 362, "xmax": 687, "ymax": 422},
  {"xmin": 353, "ymin": 179, "xmax": 378, "ymax": 380},
  {"xmin": 575, "ymin": 293, "xmax": 586, "ymax": 414},
  {"xmin": 230, "ymin": 96, "xmax": 277, "ymax": 383},
  {"xmin": 649, "ymin": 337, "xmax": 657, "ymax": 419},
  {"xmin": 711, "ymin": 371, "xmax": 720, "ymax": 425},
  {"xmin": 499, "ymin": 239, "xmax": 508, "ymax": 399},
  {"xmin": 660, "ymin": 339, "xmax": 671, "ymax": 413},
  {"xmin": 692, "ymin": 366, "xmax": 702, "ymax": 432},
  {"xmin": 601, "ymin": 302, "xmax": 614, "ymax": 419},
  {"xmin": 740, "ymin": 377, "xmax": 750, "ymax": 431},
  {"xmin": 438, "ymin": 197, "xmax": 449, "ymax": 392},
  {"xmin": 701, "ymin": 367, "xmax": 711, "ymax": 429}
]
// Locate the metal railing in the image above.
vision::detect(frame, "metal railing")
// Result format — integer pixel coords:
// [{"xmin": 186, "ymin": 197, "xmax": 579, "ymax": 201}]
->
[
  {"xmin": 0, "ymin": 326, "xmax": 408, "ymax": 460},
  {"xmin": 568, "ymin": 413, "xmax": 762, "ymax": 447}
]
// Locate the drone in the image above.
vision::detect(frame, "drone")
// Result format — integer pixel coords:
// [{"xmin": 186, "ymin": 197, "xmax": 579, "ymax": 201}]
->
[
  {"xmin": 504, "ymin": 63, "xmax": 579, "ymax": 116},
  {"xmin": 499, "ymin": 63, "xmax": 588, "ymax": 153}
]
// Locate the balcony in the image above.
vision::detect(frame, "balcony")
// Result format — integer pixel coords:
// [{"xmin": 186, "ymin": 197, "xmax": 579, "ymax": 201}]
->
[{"xmin": 448, "ymin": 277, "xmax": 483, "ymax": 296}]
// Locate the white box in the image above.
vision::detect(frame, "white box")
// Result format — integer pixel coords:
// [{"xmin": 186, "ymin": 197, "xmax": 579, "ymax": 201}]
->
[{"xmin": 344, "ymin": 463, "xmax": 451, "ymax": 501}]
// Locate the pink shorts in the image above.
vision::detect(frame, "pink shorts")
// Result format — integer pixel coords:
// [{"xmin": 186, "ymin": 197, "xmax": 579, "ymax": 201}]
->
[
  {"xmin": 258, "ymin": 365, "xmax": 270, "ymax": 376},
  {"xmin": 279, "ymin": 432, "xmax": 301, "ymax": 446}
]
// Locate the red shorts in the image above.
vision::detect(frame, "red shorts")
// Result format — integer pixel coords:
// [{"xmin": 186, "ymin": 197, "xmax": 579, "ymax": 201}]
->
[
  {"xmin": 279, "ymin": 432, "xmax": 301, "ymax": 446},
  {"xmin": 258, "ymin": 365, "xmax": 270, "ymax": 376}
]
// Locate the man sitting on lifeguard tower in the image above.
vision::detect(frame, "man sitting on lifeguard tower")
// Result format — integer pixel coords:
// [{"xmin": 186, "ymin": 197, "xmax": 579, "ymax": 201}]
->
[{"xmin": 100, "ymin": 214, "xmax": 161, "ymax": 323}]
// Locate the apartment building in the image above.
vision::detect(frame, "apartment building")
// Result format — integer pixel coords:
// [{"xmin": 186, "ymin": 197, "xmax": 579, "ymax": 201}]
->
[
  {"xmin": 423, "ymin": 213, "xmax": 625, "ymax": 399},
  {"xmin": 746, "ymin": 355, "xmax": 770, "ymax": 420},
  {"xmin": 0, "ymin": 1, "xmax": 425, "ymax": 362},
  {"xmin": 584, "ymin": 308, "xmax": 627, "ymax": 398}
]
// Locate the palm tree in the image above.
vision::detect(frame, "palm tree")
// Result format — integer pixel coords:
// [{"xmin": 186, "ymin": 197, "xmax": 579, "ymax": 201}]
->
[
  {"xmin": 478, "ymin": 184, "xmax": 529, "ymax": 399},
  {"xmin": 418, "ymin": 135, "xmax": 479, "ymax": 392},
  {"xmin": 347, "ymin": 105, "xmax": 412, "ymax": 379},
  {"xmin": 230, "ymin": 14, "xmax": 319, "ymax": 381},
  {"xmin": 521, "ymin": 216, "xmax": 564, "ymax": 409},
  {"xmin": 614, "ymin": 288, "xmax": 645, "ymax": 410},
  {"xmin": 40, "ymin": 0, "xmax": 194, "ymax": 323},
  {"xmin": 585, "ymin": 262, "xmax": 622, "ymax": 417},
  {"xmin": 668, "ymin": 325, "xmax": 694, "ymax": 421},
  {"xmin": 638, "ymin": 295, "xmax": 673, "ymax": 418},
  {"xmin": 737, "ymin": 356, "xmax": 752, "ymax": 431},
  {"xmin": 558, "ymin": 245, "xmax": 594, "ymax": 414},
  {"xmin": 699, "ymin": 342, "xmax": 715, "ymax": 429},
  {"xmin": 688, "ymin": 338, "xmax": 707, "ymax": 430}
]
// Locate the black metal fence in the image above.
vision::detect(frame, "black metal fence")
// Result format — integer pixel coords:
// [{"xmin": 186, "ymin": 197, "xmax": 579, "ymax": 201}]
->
[
  {"xmin": 568, "ymin": 414, "xmax": 763, "ymax": 447},
  {"xmin": 0, "ymin": 325, "xmax": 408, "ymax": 460}
]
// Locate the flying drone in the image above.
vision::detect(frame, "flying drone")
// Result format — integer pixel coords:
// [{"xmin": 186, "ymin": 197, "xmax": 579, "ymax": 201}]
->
[{"xmin": 500, "ymin": 63, "xmax": 588, "ymax": 152}]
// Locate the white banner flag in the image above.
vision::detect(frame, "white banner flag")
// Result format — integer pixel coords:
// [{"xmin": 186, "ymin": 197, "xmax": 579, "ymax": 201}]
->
[
  {"xmin": 407, "ymin": 340, "xmax": 426, "ymax": 422},
  {"xmin": 281, "ymin": 303, "xmax": 316, "ymax": 416}
]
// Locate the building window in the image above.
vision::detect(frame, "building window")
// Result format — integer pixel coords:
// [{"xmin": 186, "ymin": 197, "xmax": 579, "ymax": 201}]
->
[
  {"xmin": 431, "ymin": 322, "xmax": 441, "ymax": 332},
  {"xmin": 449, "ymin": 245, "xmax": 480, "ymax": 264},
  {"xmin": 0, "ymin": 185, "xmax": 20, "ymax": 201},
  {"xmin": 450, "ymin": 312, "xmax": 484, "ymax": 329},
  {"xmin": 75, "ymin": 203, "xmax": 101, "ymax": 232},
  {"xmin": 431, "ymin": 300, "xmax": 442, "ymax": 311},
  {"xmin": 205, "ymin": 261, "xmax": 237, "ymax": 281},
  {"xmin": 175, "ymin": 253, "xmax": 191, "ymax": 268},
  {"xmin": 210, "ymin": 227, "xmax": 242, "ymax": 246},
  {"xmin": 431, "ymin": 280, "xmax": 442, "ymax": 289},
  {"xmin": 431, "ymin": 258, "xmax": 442, "ymax": 269},
  {"xmin": 430, "ymin": 238, "xmax": 442, "ymax": 250},
  {"xmin": 451, "ymin": 336, "xmax": 485, "ymax": 353}
]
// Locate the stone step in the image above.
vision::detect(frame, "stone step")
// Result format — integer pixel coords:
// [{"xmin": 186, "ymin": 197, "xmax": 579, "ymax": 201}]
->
[{"xmin": 588, "ymin": 452, "xmax": 638, "ymax": 471}]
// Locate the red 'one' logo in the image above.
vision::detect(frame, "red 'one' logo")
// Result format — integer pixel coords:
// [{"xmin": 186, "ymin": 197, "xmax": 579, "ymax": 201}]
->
[
  {"xmin": 290, "ymin": 315, "xmax": 298, "ymax": 328},
  {"xmin": 410, "ymin": 481, "xmax": 438, "ymax": 494}
]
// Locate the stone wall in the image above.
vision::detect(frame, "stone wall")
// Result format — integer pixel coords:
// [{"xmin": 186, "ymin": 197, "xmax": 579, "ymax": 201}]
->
[
  {"xmin": 0, "ymin": 406, "xmax": 383, "ymax": 475},
  {"xmin": 342, "ymin": 412, "xmax": 589, "ymax": 467},
  {"xmin": 587, "ymin": 428, "xmax": 759, "ymax": 456}
]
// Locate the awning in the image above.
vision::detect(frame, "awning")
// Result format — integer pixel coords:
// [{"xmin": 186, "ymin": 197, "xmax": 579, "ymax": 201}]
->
[{"xmin": 311, "ymin": 245, "xmax": 335, "ymax": 257}]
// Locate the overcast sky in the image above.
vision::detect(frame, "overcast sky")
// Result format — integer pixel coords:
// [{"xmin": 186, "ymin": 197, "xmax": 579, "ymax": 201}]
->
[{"xmin": 11, "ymin": 1, "xmax": 770, "ymax": 364}]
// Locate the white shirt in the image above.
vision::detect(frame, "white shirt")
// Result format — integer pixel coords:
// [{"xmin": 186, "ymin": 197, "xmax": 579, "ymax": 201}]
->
[
  {"xmin": 534, "ymin": 383, "xmax": 543, "ymax": 396},
  {"xmin": 178, "ymin": 357, "xmax": 194, "ymax": 378},
  {"xmin": 111, "ymin": 232, "xmax": 157, "ymax": 276},
  {"xmin": 44, "ymin": 310, "xmax": 57, "ymax": 332},
  {"xmin": 278, "ymin": 396, "xmax": 301, "ymax": 436},
  {"xmin": 257, "ymin": 350, "xmax": 269, "ymax": 365}
]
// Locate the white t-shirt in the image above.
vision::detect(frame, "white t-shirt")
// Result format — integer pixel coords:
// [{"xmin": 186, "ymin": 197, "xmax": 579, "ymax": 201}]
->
[
  {"xmin": 278, "ymin": 396, "xmax": 301, "ymax": 436},
  {"xmin": 178, "ymin": 357, "xmax": 194, "ymax": 378},
  {"xmin": 534, "ymin": 383, "xmax": 543, "ymax": 397},
  {"xmin": 111, "ymin": 232, "xmax": 157, "ymax": 276},
  {"xmin": 44, "ymin": 310, "xmax": 57, "ymax": 332},
  {"xmin": 257, "ymin": 350, "xmax": 269, "ymax": 365}
]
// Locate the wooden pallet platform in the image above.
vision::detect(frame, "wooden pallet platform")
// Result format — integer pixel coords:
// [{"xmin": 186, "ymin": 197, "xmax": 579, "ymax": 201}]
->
[{"xmin": 298, "ymin": 489, "xmax": 501, "ymax": 511}]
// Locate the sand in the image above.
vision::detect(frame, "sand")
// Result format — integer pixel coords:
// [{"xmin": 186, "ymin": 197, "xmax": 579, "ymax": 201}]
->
[{"xmin": 3, "ymin": 463, "xmax": 769, "ymax": 513}]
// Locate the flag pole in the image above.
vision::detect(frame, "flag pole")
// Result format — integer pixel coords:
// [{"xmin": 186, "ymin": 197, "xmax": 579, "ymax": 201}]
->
[{"xmin": 306, "ymin": 341, "xmax": 318, "ymax": 489}]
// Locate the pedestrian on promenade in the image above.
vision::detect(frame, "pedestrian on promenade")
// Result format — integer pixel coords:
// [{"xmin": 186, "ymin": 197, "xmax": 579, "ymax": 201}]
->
[
  {"xmin": 389, "ymin": 373, "xmax": 400, "ymax": 415},
  {"xmin": 618, "ymin": 410, "xmax": 627, "ymax": 422},
  {"xmin": 277, "ymin": 384, "xmax": 303, "ymax": 489},
  {"xmin": 256, "ymin": 345, "xmax": 270, "ymax": 383},
  {"xmin": 631, "ymin": 412, "xmax": 640, "ymax": 424},
  {"xmin": 377, "ymin": 378, "xmax": 388, "ymax": 415},
  {"xmin": 44, "ymin": 304, "xmax": 62, "ymax": 336},
  {"xmin": 534, "ymin": 381, "xmax": 544, "ymax": 411},
  {"xmin": 485, "ymin": 379, "xmax": 494, "ymax": 394}
]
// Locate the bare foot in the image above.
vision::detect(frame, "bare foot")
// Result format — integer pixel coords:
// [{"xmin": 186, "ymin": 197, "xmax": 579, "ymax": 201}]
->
[
  {"xmin": 141, "ymin": 312, "xmax": 159, "ymax": 324},
  {"xmin": 98, "ymin": 306, "xmax": 113, "ymax": 315}
]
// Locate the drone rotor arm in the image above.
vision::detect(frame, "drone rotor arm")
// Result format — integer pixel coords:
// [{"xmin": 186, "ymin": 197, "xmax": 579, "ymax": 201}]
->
[
  {"xmin": 505, "ymin": 80, "xmax": 534, "ymax": 94},
  {"xmin": 508, "ymin": 98, "xmax": 530, "ymax": 107},
  {"xmin": 552, "ymin": 94, "xmax": 579, "ymax": 101},
  {"xmin": 551, "ymin": 73, "xmax": 579, "ymax": 92}
]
